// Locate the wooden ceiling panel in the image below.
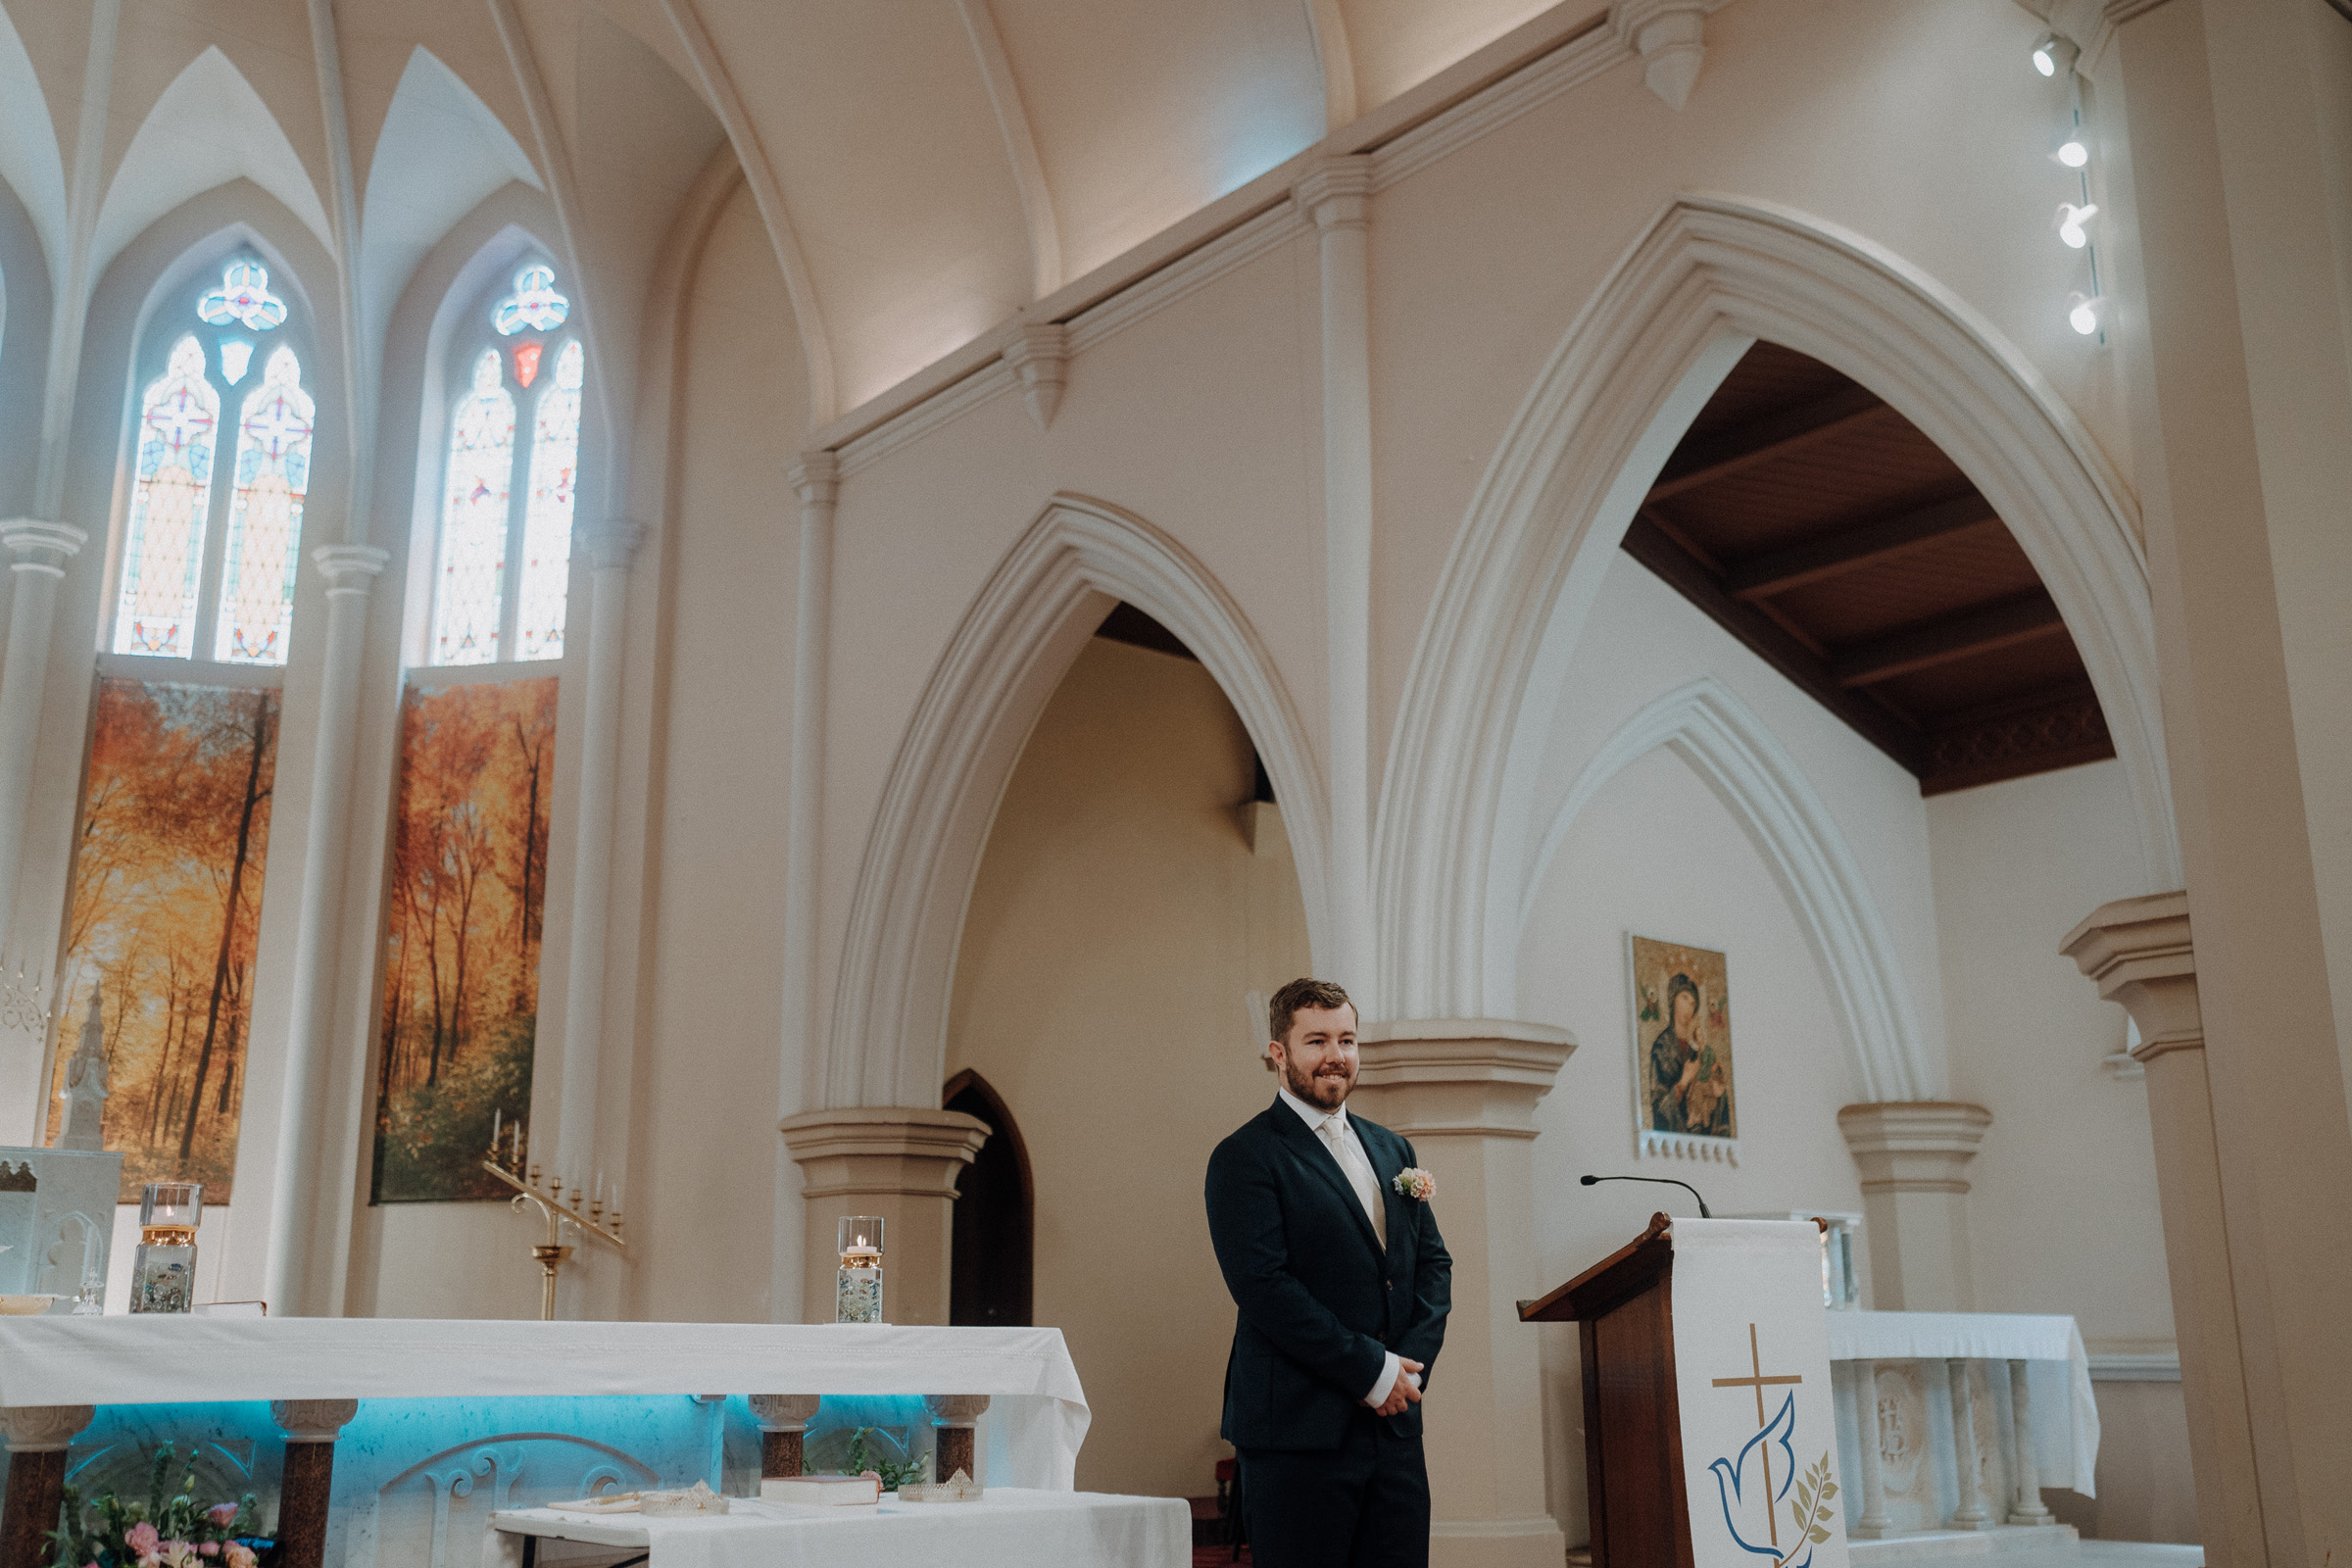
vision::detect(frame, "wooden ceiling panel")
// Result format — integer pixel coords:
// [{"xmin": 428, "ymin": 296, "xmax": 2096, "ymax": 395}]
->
[{"xmin": 1622, "ymin": 341, "xmax": 2114, "ymax": 796}]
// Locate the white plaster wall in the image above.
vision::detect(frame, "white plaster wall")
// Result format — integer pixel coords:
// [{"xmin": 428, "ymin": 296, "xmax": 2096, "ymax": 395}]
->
[{"xmin": 944, "ymin": 636, "xmax": 1315, "ymax": 1500}]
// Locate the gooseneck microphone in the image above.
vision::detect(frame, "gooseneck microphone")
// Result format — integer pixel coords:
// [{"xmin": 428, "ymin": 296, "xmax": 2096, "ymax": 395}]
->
[{"xmin": 1581, "ymin": 1172, "xmax": 1712, "ymax": 1218}]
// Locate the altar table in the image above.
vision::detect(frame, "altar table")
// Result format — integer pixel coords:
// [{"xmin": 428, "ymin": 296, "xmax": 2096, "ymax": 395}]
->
[
  {"xmin": 0, "ymin": 1320, "xmax": 1093, "ymax": 1568},
  {"xmin": 1824, "ymin": 1310, "xmax": 2098, "ymax": 1538},
  {"xmin": 488, "ymin": 1490, "xmax": 1189, "ymax": 1568}
]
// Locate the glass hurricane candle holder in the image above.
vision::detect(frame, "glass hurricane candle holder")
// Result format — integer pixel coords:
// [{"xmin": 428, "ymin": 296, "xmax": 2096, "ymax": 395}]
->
[
  {"xmin": 130, "ymin": 1181, "xmax": 202, "ymax": 1314},
  {"xmin": 836, "ymin": 1215, "xmax": 884, "ymax": 1324}
]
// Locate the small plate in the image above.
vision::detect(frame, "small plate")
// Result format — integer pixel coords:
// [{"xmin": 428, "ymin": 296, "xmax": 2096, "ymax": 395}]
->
[{"xmin": 0, "ymin": 1295, "xmax": 60, "ymax": 1316}]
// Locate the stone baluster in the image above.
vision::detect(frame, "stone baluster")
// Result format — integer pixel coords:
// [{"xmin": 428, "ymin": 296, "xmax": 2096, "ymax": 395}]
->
[
  {"xmin": 1847, "ymin": 1361, "xmax": 1893, "ymax": 1538},
  {"xmin": 924, "ymin": 1395, "xmax": 990, "ymax": 1482},
  {"xmin": 2006, "ymin": 1359, "xmax": 2054, "ymax": 1524},
  {"xmin": 1945, "ymin": 1360, "xmax": 1991, "ymax": 1528},
  {"xmin": 270, "ymin": 1399, "xmax": 359, "ymax": 1568},
  {"xmin": 751, "ymin": 1395, "xmax": 821, "ymax": 1479},
  {"xmin": 1, "ymin": 1404, "xmax": 93, "ymax": 1568}
]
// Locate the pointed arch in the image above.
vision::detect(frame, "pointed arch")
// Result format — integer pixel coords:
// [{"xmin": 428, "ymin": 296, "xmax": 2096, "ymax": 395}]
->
[
  {"xmin": 1374, "ymin": 193, "xmax": 2176, "ymax": 1026},
  {"xmin": 0, "ymin": 1, "xmax": 68, "ymax": 288},
  {"xmin": 1525, "ymin": 677, "xmax": 1931, "ymax": 1099},
  {"xmin": 943, "ymin": 1067, "xmax": 1034, "ymax": 1327},
  {"xmin": 91, "ymin": 48, "xmax": 334, "ymax": 293},
  {"xmin": 824, "ymin": 494, "xmax": 1330, "ymax": 1108}
]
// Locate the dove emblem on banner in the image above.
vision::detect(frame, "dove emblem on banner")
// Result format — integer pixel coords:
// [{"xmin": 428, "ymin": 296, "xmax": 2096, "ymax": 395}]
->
[{"xmin": 1709, "ymin": 1325, "xmax": 1838, "ymax": 1568}]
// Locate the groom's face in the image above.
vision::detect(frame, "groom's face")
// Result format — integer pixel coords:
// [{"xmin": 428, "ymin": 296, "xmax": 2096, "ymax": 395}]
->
[{"xmin": 1273, "ymin": 1004, "xmax": 1359, "ymax": 1111}]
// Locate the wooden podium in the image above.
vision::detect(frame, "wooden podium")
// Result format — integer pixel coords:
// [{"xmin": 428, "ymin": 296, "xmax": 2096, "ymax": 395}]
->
[{"xmin": 1520, "ymin": 1215, "xmax": 1847, "ymax": 1568}]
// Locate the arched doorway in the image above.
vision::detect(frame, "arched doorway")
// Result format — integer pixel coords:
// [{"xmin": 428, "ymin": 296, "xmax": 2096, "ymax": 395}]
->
[{"xmin": 944, "ymin": 1068, "xmax": 1032, "ymax": 1328}]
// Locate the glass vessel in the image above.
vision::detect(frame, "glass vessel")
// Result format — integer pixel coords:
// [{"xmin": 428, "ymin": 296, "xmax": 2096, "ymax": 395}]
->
[
  {"xmin": 129, "ymin": 1181, "xmax": 201, "ymax": 1314},
  {"xmin": 835, "ymin": 1215, "xmax": 884, "ymax": 1324}
]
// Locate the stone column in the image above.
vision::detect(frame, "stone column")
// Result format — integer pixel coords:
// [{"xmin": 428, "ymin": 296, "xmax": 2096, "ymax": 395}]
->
[
  {"xmin": 2061, "ymin": 892, "xmax": 2258, "ymax": 1558},
  {"xmin": 1836, "ymin": 1102, "xmax": 1990, "ymax": 1310},
  {"xmin": 2006, "ymin": 1359, "xmax": 2052, "ymax": 1525},
  {"xmin": 1348, "ymin": 1019, "xmax": 1575, "ymax": 1568},
  {"xmin": 1847, "ymin": 1361, "xmax": 1892, "ymax": 1538},
  {"xmin": 923, "ymin": 1394, "xmax": 990, "ymax": 1482},
  {"xmin": 750, "ymin": 1395, "xmax": 820, "ymax": 1479},
  {"xmin": 269, "ymin": 1399, "xmax": 358, "ymax": 1568},
  {"xmin": 261, "ymin": 544, "xmax": 387, "ymax": 1316},
  {"xmin": 776, "ymin": 455, "xmax": 836, "ymax": 1319},
  {"xmin": 778, "ymin": 1107, "xmax": 990, "ymax": 1324},
  {"xmin": 555, "ymin": 522, "xmax": 644, "ymax": 1190},
  {"xmin": 1, "ymin": 1404, "xmax": 91, "ymax": 1568},
  {"xmin": 0, "ymin": 521, "xmax": 83, "ymax": 946},
  {"xmin": 1945, "ymin": 1360, "xmax": 1990, "ymax": 1529},
  {"xmin": 2101, "ymin": 0, "xmax": 2352, "ymax": 1554},
  {"xmin": 1294, "ymin": 155, "xmax": 1375, "ymax": 998}
]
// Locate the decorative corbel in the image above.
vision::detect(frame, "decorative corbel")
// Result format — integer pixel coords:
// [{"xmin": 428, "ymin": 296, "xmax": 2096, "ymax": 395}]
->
[
  {"xmin": 1609, "ymin": 0, "xmax": 1735, "ymax": 110},
  {"xmin": 1002, "ymin": 322, "xmax": 1068, "ymax": 431}
]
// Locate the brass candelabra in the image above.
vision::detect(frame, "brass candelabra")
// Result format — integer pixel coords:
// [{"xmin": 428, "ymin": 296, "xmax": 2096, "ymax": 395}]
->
[{"xmin": 482, "ymin": 1124, "xmax": 627, "ymax": 1320}]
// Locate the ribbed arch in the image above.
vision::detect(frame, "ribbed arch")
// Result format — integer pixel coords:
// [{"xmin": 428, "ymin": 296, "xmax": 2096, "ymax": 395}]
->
[{"xmin": 823, "ymin": 494, "xmax": 1329, "ymax": 1108}]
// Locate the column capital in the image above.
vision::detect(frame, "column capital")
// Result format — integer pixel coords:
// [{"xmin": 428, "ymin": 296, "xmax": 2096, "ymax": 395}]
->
[
  {"xmin": 1351, "ymin": 1018, "xmax": 1577, "ymax": 1139},
  {"xmin": 788, "ymin": 451, "xmax": 840, "ymax": 508},
  {"xmin": 922, "ymin": 1394, "xmax": 991, "ymax": 1425},
  {"xmin": 0, "ymin": 1403, "xmax": 93, "ymax": 1453},
  {"xmin": 1837, "ymin": 1102, "xmax": 1992, "ymax": 1194},
  {"xmin": 779, "ymin": 1105, "xmax": 991, "ymax": 1197},
  {"xmin": 0, "ymin": 519, "xmax": 87, "ymax": 578},
  {"xmin": 1000, "ymin": 322, "xmax": 1069, "ymax": 431},
  {"xmin": 582, "ymin": 521, "xmax": 647, "ymax": 570},
  {"xmin": 312, "ymin": 544, "xmax": 390, "ymax": 595},
  {"xmin": 749, "ymin": 1394, "xmax": 821, "ymax": 1430},
  {"xmin": 1608, "ymin": 0, "xmax": 1733, "ymax": 110},
  {"xmin": 1293, "ymin": 155, "xmax": 1373, "ymax": 230},
  {"xmin": 270, "ymin": 1398, "xmax": 359, "ymax": 1443},
  {"xmin": 2060, "ymin": 890, "xmax": 2201, "ymax": 1062}
]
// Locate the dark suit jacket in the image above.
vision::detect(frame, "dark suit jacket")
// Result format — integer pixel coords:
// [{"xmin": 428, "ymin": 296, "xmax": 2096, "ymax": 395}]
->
[{"xmin": 1205, "ymin": 1097, "xmax": 1451, "ymax": 1450}]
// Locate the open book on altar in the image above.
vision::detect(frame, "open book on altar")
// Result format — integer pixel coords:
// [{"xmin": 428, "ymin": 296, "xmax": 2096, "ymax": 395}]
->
[{"xmin": 1521, "ymin": 1215, "xmax": 1851, "ymax": 1568}]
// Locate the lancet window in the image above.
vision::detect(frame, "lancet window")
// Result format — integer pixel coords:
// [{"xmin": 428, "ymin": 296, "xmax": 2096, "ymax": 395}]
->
[
  {"xmin": 114, "ymin": 256, "xmax": 312, "ymax": 665},
  {"xmin": 428, "ymin": 262, "xmax": 582, "ymax": 666}
]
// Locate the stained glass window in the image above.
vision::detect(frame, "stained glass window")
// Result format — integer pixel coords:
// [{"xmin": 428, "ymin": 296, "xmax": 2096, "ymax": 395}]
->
[
  {"xmin": 214, "ymin": 347, "xmax": 314, "ymax": 664},
  {"xmin": 514, "ymin": 341, "xmax": 582, "ymax": 662},
  {"xmin": 197, "ymin": 261, "xmax": 287, "ymax": 332},
  {"xmin": 431, "ymin": 349, "xmax": 517, "ymax": 665},
  {"xmin": 115, "ymin": 336, "xmax": 220, "ymax": 658},
  {"xmin": 220, "ymin": 339, "xmax": 254, "ymax": 385},
  {"xmin": 493, "ymin": 265, "xmax": 569, "ymax": 335}
]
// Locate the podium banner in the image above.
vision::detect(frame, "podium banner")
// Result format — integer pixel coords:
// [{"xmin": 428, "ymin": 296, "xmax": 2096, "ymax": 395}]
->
[{"xmin": 1668, "ymin": 1219, "xmax": 1851, "ymax": 1568}]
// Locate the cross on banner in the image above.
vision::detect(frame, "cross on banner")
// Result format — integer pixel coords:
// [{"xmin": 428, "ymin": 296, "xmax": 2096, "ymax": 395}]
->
[{"xmin": 1712, "ymin": 1322, "xmax": 1804, "ymax": 1548}]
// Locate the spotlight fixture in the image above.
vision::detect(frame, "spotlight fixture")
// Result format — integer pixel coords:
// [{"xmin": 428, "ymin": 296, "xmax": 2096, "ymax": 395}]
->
[
  {"xmin": 2055, "ymin": 131, "xmax": 2089, "ymax": 169},
  {"xmin": 2057, "ymin": 202, "xmax": 2099, "ymax": 248},
  {"xmin": 2031, "ymin": 31, "xmax": 2079, "ymax": 77},
  {"xmin": 2068, "ymin": 293, "xmax": 2102, "ymax": 335}
]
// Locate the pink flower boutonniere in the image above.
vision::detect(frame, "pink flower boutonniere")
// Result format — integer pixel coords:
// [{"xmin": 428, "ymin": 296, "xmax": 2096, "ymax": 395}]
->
[{"xmin": 1392, "ymin": 1167, "xmax": 1436, "ymax": 1201}]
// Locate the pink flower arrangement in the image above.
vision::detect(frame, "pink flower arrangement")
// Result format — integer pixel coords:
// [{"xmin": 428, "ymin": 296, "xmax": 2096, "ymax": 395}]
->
[
  {"xmin": 1391, "ymin": 1167, "xmax": 1436, "ymax": 1201},
  {"xmin": 221, "ymin": 1545, "xmax": 257, "ymax": 1568},
  {"xmin": 52, "ymin": 1444, "xmax": 259, "ymax": 1568},
  {"xmin": 123, "ymin": 1523, "xmax": 161, "ymax": 1563},
  {"xmin": 205, "ymin": 1506, "xmax": 238, "ymax": 1530}
]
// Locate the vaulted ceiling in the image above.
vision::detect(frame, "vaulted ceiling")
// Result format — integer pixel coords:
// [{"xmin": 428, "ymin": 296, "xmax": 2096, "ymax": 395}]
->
[
  {"xmin": 0, "ymin": 0, "xmax": 1566, "ymax": 430},
  {"xmin": 1623, "ymin": 343, "xmax": 2116, "ymax": 796}
]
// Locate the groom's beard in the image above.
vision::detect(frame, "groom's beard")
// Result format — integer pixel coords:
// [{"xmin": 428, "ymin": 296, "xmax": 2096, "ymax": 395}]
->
[{"xmin": 1285, "ymin": 1056, "xmax": 1353, "ymax": 1110}]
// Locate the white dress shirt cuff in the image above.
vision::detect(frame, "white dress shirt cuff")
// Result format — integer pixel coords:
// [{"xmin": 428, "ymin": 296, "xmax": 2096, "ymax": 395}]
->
[{"xmin": 1362, "ymin": 1350, "xmax": 1401, "ymax": 1406}]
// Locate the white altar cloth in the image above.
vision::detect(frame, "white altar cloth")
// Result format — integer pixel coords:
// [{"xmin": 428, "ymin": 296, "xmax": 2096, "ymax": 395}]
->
[
  {"xmin": 0, "ymin": 1320, "xmax": 1092, "ymax": 1490},
  {"xmin": 487, "ymin": 1490, "xmax": 1188, "ymax": 1568},
  {"xmin": 1823, "ymin": 1310, "xmax": 2098, "ymax": 1496}
]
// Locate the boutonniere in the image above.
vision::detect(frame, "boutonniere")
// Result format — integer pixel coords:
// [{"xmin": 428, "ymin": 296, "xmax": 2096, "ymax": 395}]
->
[{"xmin": 1392, "ymin": 1167, "xmax": 1436, "ymax": 1201}]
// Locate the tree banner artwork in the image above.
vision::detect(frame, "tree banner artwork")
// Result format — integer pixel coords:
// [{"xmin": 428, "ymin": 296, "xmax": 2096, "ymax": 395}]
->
[
  {"xmin": 372, "ymin": 677, "xmax": 557, "ymax": 1202},
  {"xmin": 50, "ymin": 679, "xmax": 279, "ymax": 1201}
]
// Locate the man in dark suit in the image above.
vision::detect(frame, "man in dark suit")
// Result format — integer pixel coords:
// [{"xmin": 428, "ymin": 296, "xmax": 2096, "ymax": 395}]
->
[{"xmin": 1205, "ymin": 977, "xmax": 1452, "ymax": 1568}]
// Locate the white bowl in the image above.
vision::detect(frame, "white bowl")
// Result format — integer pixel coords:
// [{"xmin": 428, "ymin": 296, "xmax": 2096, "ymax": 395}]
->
[{"xmin": 0, "ymin": 1295, "xmax": 59, "ymax": 1316}]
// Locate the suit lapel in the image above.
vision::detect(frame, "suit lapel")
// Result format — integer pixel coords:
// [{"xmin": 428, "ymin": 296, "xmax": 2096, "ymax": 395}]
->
[{"xmin": 1269, "ymin": 1100, "xmax": 1385, "ymax": 1259}]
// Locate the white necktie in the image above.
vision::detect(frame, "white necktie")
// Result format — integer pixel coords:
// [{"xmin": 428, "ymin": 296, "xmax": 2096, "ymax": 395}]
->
[{"xmin": 1320, "ymin": 1115, "xmax": 1386, "ymax": 1248}]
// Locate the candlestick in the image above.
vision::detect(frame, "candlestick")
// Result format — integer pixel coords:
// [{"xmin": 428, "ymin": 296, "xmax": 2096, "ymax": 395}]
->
[{"xmin": 482, "ymin": 1152, "xmax": 630, "ymax": 1320}]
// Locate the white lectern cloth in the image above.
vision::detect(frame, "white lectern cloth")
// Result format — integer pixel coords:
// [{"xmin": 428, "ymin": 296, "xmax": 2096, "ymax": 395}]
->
[
  {"xmin": 1669, "ymin": 1220, "xmax": 1850, "ymax": 1568},
  {"xmin": 487, "ymin": 1490, "xmax": 1187, "ymax": 1568},
  {"xmin": 1822, "ymin": 1309, "xmax": 2098, "ymax": 1497},
  {"xmin": 0, "ymin": 1320, "xmax": 1091, "ymax": 1490}
]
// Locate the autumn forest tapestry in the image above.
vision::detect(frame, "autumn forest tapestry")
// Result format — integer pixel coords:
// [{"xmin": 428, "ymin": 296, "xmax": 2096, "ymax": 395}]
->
[
  {"xmin": 52, "ymin": 679, "xmax": 279, "ymax": 1200},
  {"xmin": 371, "ymin": 677, "xmax": 556, "ymax": 1202}
]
